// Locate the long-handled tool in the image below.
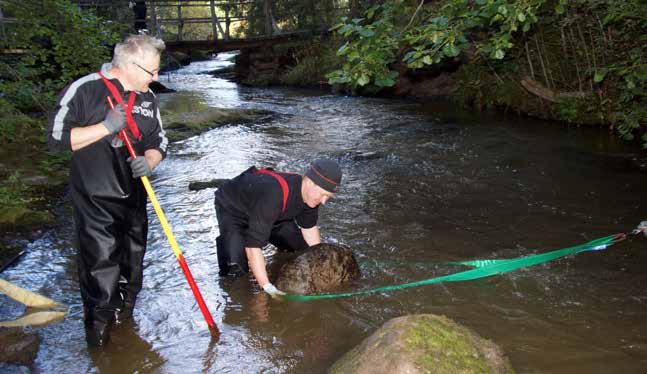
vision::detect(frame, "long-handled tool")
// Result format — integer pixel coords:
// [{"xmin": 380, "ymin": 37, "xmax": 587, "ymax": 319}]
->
[{"xmin": 107, "ymin": 97, "xmax": 219, "ymax": 337}]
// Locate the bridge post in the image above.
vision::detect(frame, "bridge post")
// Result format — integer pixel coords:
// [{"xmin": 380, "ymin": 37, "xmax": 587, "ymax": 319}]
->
[
  {"xmin": 150, "ymin": 2, "xmax": 163, "ymax": 38},
  {"xmin": 177, "ymin": 2, "xmax": 184, "ymax": 41},
  {"xmin": 263, "ymin": 0, "xmax": 281, "ymax": 36},
  {"xmin": 263, "ymin": 0, "xmax": 273, "ymax": 36},
  {"xmin": 0, "ymin": 6, "xmax": 4, "ymax": 40},
  {"xmin": 224, "ymin": 4, "xmax": 231, "ymax": 39},
  {"xmin": 209, "ymin": 0, "xmax": 228, "ymax": 40}
]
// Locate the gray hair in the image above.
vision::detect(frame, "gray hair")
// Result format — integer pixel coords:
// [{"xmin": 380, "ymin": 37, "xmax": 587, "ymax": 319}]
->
[{"xmin": 112, "ymin": 34, "xmax": 165, "ymax": 68}]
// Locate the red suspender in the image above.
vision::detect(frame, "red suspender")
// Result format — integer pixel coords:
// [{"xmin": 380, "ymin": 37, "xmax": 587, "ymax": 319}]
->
[
  {"xmin": 97, "ymin": 71, "xmax": 142, "ymax": 140},
  {"xmin": 252, "ymin": 169, "xmax": 289, "ymax": 214}
]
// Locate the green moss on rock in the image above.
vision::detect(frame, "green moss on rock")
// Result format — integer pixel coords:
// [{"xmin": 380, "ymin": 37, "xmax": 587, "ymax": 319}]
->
[
  {"xmin": 0, "ymin": 205, "xmax": 56, "ymax": 231},
  {"xmin": 405, "ymin": 315, "xmax": 493, "ymax": 373},
  {"xmin": 329, "ymin": 314, "xmax": 514, "ymax": 374},
  {"xmin": 159, "ymin": 91, "xmax": 273, "ymax": 142}
]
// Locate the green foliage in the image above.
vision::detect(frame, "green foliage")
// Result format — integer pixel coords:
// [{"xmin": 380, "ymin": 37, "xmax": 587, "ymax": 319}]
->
[
  {"xmin": 405, "ymin": 0, "xmax": 543, "ymax": 67},
  {"xmin": 280, "ymin": 40, "xmax": 343, "ymax": 86},
  {"xmin": 328, "ymin": 0, "xmax": 544, "ymax": 88},
  {"xmin": 607, "ymin": 47, "xmax": 646, "ymax": 147},
  {"xmin": 0, "ymin": 172, "xmax": 29, "ymax": 211},
  {"xmin": 328, "ymin": 0, "xmax": 646, "ymax": 148},
  {"xmin": 0, "ymin": 109, "xmax": 42, "ymax": 145},
  {"xmin": 326, "ymin": 2, "xmax": 402, "ymax": 88},
  {"xmin": 557, "ymin": 99, "xmax": 580, "ymax": 123},
  {"xmin": 0, "ymin": 0, "xmax": 122, "ymax": 115},
  {"xmin": 574, "ymin": 0, "xmax": 646, "ymax": 147}
]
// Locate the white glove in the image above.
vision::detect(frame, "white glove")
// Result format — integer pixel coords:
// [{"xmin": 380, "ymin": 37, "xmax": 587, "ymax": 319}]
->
[{"xmin": 262, "ymin": 283, "xmax": 285, "ymax": 298}]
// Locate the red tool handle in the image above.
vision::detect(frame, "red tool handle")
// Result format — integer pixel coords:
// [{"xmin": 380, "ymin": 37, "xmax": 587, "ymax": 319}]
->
[{"xmin": 107, "ymin": 97, "xmax": 219, "ymax": 336}]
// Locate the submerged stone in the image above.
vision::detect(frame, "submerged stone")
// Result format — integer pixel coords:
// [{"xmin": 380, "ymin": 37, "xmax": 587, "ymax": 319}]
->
[
  {"xmin": 158, "ymin": 91, "xmax": 274, "ymax": 142},
  {"xmin": 329, "ymin": 314, "xmax": 514, "ymax": 374},
  {"xmin": 0, "ymin": 327, "xmax": 40, "ymax": 366},
  {"xmin": 275, "ymin": 243, "xmax": 360, "ymax": 295}
]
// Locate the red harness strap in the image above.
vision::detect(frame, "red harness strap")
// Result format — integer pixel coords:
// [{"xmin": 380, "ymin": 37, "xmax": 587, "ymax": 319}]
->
[
  {"xmin": 97, "ymin": 71, "xmax": 142, "ymax": 140},
  {"xmin": 252, "ymin": 169, "xmax": 289, "ymax": 214}
]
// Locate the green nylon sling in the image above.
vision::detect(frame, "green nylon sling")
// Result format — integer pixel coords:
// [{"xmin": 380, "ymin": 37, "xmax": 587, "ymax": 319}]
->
[{"xmin": 283, "ymin": 234, "xmax": 623, "ymax": 302}]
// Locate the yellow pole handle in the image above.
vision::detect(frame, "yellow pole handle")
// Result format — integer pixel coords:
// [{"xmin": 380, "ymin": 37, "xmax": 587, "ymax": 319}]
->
[{"xmin": 140, "ymin": 176, "xmax": 183, "ymax": 260}]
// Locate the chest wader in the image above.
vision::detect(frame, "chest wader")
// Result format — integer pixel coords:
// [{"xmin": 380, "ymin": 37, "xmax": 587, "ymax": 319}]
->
[
  {"xmin": 215, "ymin": 168, "xmax": 308, "ymax": 276},
  {"xmin": 78, "ymin": 73, "xmax": 147, "ymax": 346}
]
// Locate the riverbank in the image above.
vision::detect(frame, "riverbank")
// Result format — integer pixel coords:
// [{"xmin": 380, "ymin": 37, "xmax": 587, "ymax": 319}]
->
[{"xmin": 233, "ymin": 1, "xmax": 645, "ymax": 149}]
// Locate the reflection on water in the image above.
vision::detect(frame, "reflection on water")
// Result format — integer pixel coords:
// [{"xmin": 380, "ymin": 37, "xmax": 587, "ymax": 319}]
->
[{"xmin": 2, "ymin": 53, "xmax": 647, "ymax": 373}]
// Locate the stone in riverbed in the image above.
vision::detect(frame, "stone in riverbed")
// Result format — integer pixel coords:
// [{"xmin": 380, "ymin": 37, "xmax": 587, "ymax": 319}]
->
[
  {"xmin": 0, "ymin": 327, "xmax": 41, "ymax": 366},
  {"xmin": 275, "ymin": 243, "xmax": 360, "ymax": 295},
  {"xmin": 329, "ymin": 314, "xmax": 514, "ymax": 374}
]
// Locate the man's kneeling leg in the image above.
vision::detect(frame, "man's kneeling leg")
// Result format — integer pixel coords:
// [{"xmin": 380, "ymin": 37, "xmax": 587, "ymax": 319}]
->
[{"xmin": 216, "ymin": 234, "xmax": 249, "ymax": 276}]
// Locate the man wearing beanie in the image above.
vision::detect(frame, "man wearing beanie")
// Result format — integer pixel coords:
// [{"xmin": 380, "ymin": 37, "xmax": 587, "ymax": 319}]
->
[{"xmin": 214, "ymin": 158, "xmax": 342, "ymax": 296}]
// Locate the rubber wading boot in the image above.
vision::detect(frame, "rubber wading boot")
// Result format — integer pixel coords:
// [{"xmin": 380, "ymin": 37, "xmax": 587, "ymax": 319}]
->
[
  {"xmin": 115, "ymin": 300, "xmax": 134, "ymax": 325},
  {"xmin": 84, "ymin": 314, "xmax": 115, "ymax": 347},
  {"xmin": 227, "ymin": 263, "xmax": 246, "ymax": 277}
]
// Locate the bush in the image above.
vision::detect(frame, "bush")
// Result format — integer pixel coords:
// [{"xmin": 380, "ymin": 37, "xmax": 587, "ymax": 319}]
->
[
  {"xmin": 0, "ymin": 0, "xmax": 122, "ymax": 116},
  {"xmin": 280, "ymin": 39, "xmax": 342, "ymax": 86}
]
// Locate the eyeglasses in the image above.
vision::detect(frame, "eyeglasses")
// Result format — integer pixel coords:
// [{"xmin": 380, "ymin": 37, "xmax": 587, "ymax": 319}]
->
[{"xmin": 132, "ymin": 62, "xmax": 159, "ymax": 77}]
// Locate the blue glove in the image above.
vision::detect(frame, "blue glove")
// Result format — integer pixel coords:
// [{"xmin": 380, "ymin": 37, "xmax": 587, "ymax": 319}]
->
[
  {"xmin": 126, "ymin": 157, "xmax": 151, "ymax": 178},
  {"xmin": 103, "ymin": 103, "xmax": 127, "ymax": 134}
]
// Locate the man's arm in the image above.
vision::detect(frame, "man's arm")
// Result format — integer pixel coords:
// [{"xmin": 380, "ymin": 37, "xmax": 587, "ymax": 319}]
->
[
  {"xmin": 144, "ymin": 148, "xmax": 163, "ymax": 170},
  {"xmin": 301, "ymin": 226, "xmax": 321, "ymax": 247},
  {"xmin": 245, "ymin": 247, "xmax": 270, "ymax": 287},
  {"xmin": 69, "ymin": 103, "xmax": 127, "ymax": 151},
  {"xmin": 70, "ymin": 123, "xmax": 111, "ymax": 151}
]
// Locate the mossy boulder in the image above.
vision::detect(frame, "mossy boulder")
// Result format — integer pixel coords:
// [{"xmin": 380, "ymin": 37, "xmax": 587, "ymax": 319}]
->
[
  {"xmin": 159, "ymin": 92, "xmax": 273, "ymax": 142},
  {"xmin": 329, "ymin": 314, "xmax": 514, "ymax": 374},
  {"xmin": 166, "ymin": 51, "xmax": 191, "ymax": 67},
  {"xmin": 0, "ymin": 206, "xmax": 55, "ymax": 229},
  {"xmin": 275, "ymin": 243, "xmax": 360, "ymax": 295}
]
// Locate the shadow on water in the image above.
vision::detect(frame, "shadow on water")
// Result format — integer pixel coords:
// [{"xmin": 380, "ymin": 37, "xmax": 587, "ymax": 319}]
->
[
  {"xmin": 88, "ymin": 321, "xmax": 165, "ymax": 372},
  {"xmin": 2, "ymin": 53, "xmax": 647, "ymax": 373}
]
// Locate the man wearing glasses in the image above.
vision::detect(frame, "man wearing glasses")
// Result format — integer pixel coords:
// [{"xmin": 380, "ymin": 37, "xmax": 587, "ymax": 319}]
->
[{"xmin": 47, "ymin": 34, "xmax": 168, "ymax": 347}]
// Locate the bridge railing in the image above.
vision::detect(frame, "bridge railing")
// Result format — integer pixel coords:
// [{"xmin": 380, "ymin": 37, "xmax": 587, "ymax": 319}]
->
[{"xmin": 69, "ymin": 0, "xmax": 349, "ymax": 43}]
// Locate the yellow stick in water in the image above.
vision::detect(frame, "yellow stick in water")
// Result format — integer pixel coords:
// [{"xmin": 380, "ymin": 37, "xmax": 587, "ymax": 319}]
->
[
  {"xmin": 0, "ymin": 311, "xmax": 66, "ymax": 328},
  {"xmin": 0, "ymin": 278, "xmax": 60, "ymax": 308}
]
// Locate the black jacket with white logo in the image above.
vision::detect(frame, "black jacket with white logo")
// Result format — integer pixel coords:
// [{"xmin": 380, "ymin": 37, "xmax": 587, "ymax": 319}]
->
[{"xmin": 47, "ymin": 64, "xmax": 168, "ymax": 205}]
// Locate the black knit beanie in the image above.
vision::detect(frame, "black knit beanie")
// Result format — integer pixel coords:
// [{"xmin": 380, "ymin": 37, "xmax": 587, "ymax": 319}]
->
[{"xmin": 304, "ymin": 158, "xmax": 342, "ymax": 193}]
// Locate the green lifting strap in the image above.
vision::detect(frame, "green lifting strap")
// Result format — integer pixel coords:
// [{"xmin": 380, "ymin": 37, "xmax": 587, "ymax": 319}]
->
[{"xmin": 282, "ymin": 234, "xmax": 623, "ymax": 302}]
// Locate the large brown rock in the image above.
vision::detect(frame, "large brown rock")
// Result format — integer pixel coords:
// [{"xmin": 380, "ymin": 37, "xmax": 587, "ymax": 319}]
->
[
  {"xmin": 0, "ymin": 327, "xmax": 41, "ymax": 366},
  {"xmin": 275, "ymin": 243, "xmax": 360, "ymax": 295},
  {"xmin": 329, "ymin": 314, "xmax": 514, "ymax": 374}
]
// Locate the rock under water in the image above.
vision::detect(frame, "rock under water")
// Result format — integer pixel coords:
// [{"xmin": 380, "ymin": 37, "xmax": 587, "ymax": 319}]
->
[
  {"xmin": 275, "ymin": 243, "xmax": 360, "ymax": 295},
  {"xmin": 0, "ymin": 327, "xmax": 41, "ymax": 366}
]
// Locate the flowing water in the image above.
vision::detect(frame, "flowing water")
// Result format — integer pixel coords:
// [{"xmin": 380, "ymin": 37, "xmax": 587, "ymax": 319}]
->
[{"xmin": 2, "ymin": 53, "xmax": 647, "ymax": 373}]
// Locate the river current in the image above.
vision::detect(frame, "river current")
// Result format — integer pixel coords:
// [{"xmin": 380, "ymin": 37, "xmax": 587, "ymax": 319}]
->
[{"xmin": 2, "ymin": 53, "xmax": 646, "ymax": 373}]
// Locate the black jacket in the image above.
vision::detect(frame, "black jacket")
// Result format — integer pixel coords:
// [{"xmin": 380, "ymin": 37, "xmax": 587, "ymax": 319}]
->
[
  {"xmin": 47, "ymin": 64, "xmax": 168, "ymax": 205},
  {"xmin": 214, "ymin": 167, "xmax": 318, "ymax": 248}
]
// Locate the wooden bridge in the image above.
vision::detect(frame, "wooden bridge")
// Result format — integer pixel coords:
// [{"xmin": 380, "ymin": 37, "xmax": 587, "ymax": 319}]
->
[
  {"xmin": 67, "ymin": 0, "xmax": 346, "ymax": 52},
  {"xmin": 163, "ymin": 30, "xmax": 323, "ymax": 53}
]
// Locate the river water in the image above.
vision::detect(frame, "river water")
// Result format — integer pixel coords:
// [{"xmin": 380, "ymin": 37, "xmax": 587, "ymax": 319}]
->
[{"xmin": 2, "ymin": 53, "xmax": 646, "ymax": 373}]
